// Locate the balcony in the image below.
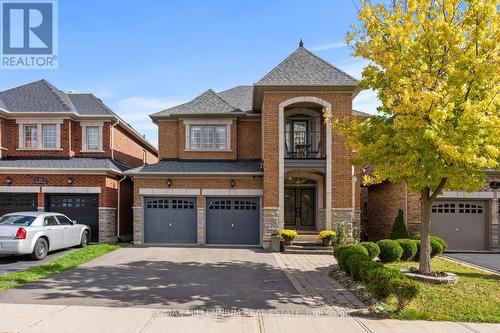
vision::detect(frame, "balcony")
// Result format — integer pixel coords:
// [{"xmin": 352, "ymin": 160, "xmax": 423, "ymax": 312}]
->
[{"xmin": 285, "ymin": 130, "xmax": 325, "ymax": 159}]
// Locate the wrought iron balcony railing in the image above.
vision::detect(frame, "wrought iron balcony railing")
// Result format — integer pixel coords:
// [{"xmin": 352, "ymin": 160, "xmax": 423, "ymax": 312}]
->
[{"xmin": 284, "ymin": 131, "xmax": 325, "ymax": 159}]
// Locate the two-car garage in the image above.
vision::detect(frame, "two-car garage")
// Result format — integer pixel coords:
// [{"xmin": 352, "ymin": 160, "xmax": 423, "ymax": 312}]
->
[{"xmin": 142, "ymin": 196, "xmax": 261, "ymax": 245}]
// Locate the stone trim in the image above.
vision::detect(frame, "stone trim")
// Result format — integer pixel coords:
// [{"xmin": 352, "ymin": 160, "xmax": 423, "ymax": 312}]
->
[
  {"xmin": 201, "ymin": 189, "xmax": 263, "ymax": 196},
  {"xmin": 438, "ymin": 191, "xmax": 495, "ymax": 199},
  {"xmin": 0, "ymin": 186, "xmax": 39, "ymax": 193},
  {"xmin": 139, "ymin": 188, "xmax": 200, "ymax": 195},
  {"xmin": 42, "ymin": 186, "xmax": 101, "ymax": 193}
]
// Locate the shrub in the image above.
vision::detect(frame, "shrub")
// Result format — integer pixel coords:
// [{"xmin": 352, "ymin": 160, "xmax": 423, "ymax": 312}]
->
[
  {"xmin": 358, "ymin": 260, "xmax": 384, "ymax": 283},
  {"xmin": 347, "ymin": 253, "xmax": 371, "ymax": 280},
  {"xmin": 377, "ymin": 239, "xmax": 403, "ymax": 263},
  {"xmin": 390, "ymin": 209, "xmax": 408, "ymax": 239},
  {"xmin": 413, "ymin": 240, "xmax": 421, "ymax": 261},
  {"xmin": 390, "ymin": 277, "xmax": 420, "ymax": 312},
  {"xmin": 396, "ymin": 239, "xmax": 418, "ymax": 261},
  {"xmin": 360, "ymin": 242, "xmax": 380, "ymax": 259},
  {"xmin": 319, "ymin": 230, "xmax": 336, "ymax": 240},
  {"xmin": 412, "ymin": 235, "xmax": 446, "ymax": 258},
  {"xmin": 335, "ymin": 221, "xmax": 348, "ymax": 246},
  {"xmin": 335, "ymin": 244, "xmax": 369, "ymax": 271},
  {"xmin": 365, "ymin": 266, "xmax": 404, "ymax": 299}
]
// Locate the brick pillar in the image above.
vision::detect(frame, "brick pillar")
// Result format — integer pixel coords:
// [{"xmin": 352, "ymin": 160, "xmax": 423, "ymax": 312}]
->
[
  {"xmin": 37, "ymin": 191, "xmax": 45, "ymax": 211},
  {"xmin": 133, "ymin": 207, "xmax": 142, "ymax": 244},
  {"xmin": 98, "ymin": 208, "xmax": 117, "ymax": 243}
]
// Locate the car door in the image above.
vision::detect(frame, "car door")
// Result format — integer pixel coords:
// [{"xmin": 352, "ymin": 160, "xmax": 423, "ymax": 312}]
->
[
  {"xmin": 42, "ymin": 215, "xmax": 64, "ymax": 250},
  {"xmin": 56, "ymin": 215, "xmax": 80, "ymax": 247}
]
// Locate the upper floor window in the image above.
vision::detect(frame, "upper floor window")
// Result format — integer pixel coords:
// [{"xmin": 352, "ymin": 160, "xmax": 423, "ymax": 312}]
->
[
  {"xmin": 189, "ymin": 125, "xmax": 227, "ymax": 150},
  {"xmin": 17, "ymin": 120, "xmax": 62, "ymax": 150},
  {"xmin": 81, "ymin": 122, "xmax": 103, "ymax": 152}
]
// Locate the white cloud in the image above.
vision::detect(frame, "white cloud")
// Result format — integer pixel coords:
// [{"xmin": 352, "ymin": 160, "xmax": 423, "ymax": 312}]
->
[
  {"xmin": 310, "ymin": 41, "xmax": 347, "ymax": 51},
  {"xmin": 353, "ymin": 90, "xmax": 381, "ymax": 115},
  {"xmin": 113, "ymin": 96, "xmax": 186, "ymax": 147}
]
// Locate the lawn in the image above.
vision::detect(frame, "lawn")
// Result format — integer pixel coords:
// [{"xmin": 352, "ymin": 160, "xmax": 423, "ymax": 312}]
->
[
  {"xmin": 0, "ymin": 243, "xmax": 126, "ymax": 292},
  {"xmin": 384, "ymin": 257, "xmax": 500, "ymax": 323}
]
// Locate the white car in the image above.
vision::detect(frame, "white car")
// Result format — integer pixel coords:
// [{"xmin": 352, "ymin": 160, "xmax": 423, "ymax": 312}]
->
[{"xmin": 0, "ymin": 212, "xmax": 90, "ymax": 260}]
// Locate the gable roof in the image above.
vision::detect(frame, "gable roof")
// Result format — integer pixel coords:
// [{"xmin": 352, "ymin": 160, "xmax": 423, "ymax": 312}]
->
[
  {"xmin": 151, "ymin": 89, "xmax": 245, "ymax": 117},
  {"xmin": 256, "ymin": 46, "xmax": 358, "ymax": 86}
]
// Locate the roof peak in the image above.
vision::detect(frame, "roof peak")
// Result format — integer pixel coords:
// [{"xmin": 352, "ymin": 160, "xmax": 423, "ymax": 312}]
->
[{"xmin": 299, "ymin": 38, "xmax": 304, "ymax": 48}]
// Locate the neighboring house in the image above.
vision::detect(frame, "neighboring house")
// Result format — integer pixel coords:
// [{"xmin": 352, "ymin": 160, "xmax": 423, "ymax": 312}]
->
[
  {"xmin": 127, "ymin": 42, "xmax": 369, "ymax": 248},
  {"xmin": 363, "ymin": 171, "xmax": 500, "ymax": 251},
  {"xmin": 0, "ymin": 80, "xmax": 158, "ymax": 242}
]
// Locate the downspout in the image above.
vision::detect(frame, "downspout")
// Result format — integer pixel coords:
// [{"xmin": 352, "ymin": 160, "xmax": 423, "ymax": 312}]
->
[
  {"xmin": 117, "ymin": 175, "xmax": 127, "ymax": 241},
  {"xmin": 111, "ymin": 119, "xmax": 120, "ymax": 160}
]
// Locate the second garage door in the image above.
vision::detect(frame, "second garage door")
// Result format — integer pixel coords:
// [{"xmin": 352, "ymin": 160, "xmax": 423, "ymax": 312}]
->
[
  {"xmin": 46, "ymin": 195, "xmax": 100, "ymax": 242},
  {"xmin": 0, "ymin": 193, "xmax": 37, "ymax": 216},
  {"xmin": 206, "ymin": 197, "xmax": 260, "ymax": 245},
  {"xmin": 144, "ymin": 197, "xmax": 197, "ymax": 244},
  {"xmin": 431, "ymin": 200, "xmax": 487, "ymax": 251}
]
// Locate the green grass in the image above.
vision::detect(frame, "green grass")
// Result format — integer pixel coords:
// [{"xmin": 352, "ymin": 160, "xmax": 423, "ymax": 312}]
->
[
  {"xmin": 0, "ymin": 243, "xmax": 127, "ymax": 292},
  {"xmin": 384, "ymin": 258, "xmax": 500, "ymax": 323}
]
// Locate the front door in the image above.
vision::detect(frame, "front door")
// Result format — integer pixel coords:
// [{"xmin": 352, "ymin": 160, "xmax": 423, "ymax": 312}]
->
[{"xmin": 284, "ymin": 187, "xmax": 315, "ymax": 230}]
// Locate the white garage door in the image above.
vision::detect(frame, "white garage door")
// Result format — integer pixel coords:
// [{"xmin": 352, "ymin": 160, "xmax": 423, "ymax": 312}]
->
[{"xmin": 431, "ymin": 200, "xmax": 487, "ymax": 251}]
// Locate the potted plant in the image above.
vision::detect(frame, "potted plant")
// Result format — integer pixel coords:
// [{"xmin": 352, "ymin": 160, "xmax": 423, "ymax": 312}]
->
[
  {"xmin": 280, "ymin": 229, "xmax": 298, "ymax": 246},
  {"xmin": 270, "ymin": 230, "xmax": 282, "ymax": 252},
  {"xmin": 319, "ymin": 230, "xmax": 336, "ymax": 246}
]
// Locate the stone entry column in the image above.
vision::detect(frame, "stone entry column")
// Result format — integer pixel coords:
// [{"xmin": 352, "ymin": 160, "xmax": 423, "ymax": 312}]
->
[
  {"xmin": 133, "ymin": 207, "xmax": 142, "ymax": 244},
  {"xmin": 98, "ymin": 207, "xmax": 117, "ymax": 243}
]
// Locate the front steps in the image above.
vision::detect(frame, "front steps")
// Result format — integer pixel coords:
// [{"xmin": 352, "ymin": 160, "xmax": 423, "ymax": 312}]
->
[{"xmin": 283, "ymin": 231, "xmax": 333, "ymax": 255}]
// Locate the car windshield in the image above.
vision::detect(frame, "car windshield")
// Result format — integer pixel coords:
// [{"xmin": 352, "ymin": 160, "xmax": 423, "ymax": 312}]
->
[{"xmin": 0, "ymin": 215, "xmax": 36, "ymax": 226}]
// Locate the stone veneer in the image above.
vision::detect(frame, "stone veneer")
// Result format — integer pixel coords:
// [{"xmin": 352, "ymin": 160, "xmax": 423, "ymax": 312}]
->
[
  {"xmin": 197, "ymin": 207, "xmax": 205, "ymax": 245},
  {"xmin": 262, "ymin": 207, "xmax": 280, "ymax": 248},
  {"xmin": 98, "ymin": 207, "xmax": 117, "ymax": 243},
  {"xmin": 133, "ymin": 207, "xmax": 143, "ymax": 244}
]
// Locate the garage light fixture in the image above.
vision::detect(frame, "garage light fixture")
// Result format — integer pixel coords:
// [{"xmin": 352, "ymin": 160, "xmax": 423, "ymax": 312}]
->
[
  {"xmin": 5, "ymin": 176, "xmax": 12, "ymax": 185},
  {"xmin": 230, "ymin": 179, "xmax": 235, "ymax": 188},
  {"xmin": 67, "ymin": 177, "xmax": 74, "ymax": 186},
  {"xmin": 167, "ymin": 179, "xmax": 172, "ymax": 187}
]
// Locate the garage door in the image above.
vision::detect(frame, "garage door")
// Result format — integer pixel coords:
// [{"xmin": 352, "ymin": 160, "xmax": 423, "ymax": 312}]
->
[
  {"xmin": 144, "ymin": 197, "xmax": 197, "ymax": 244},
  {"xmin": 47, "ymin": 195, "xmax": 99, "ymax": 242},
  {"xmin": 0, "ymin": 193, "xmax": 37, "ymax": 216},
  {"xmin": 431, "ymin": 200, "xmax": 487, "ymax": 251},
  {"xmin": 206, "ymin": 197, "xmax": 260, "ymax": 245}
]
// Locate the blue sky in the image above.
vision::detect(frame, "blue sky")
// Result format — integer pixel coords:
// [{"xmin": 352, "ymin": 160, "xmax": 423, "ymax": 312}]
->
[{"xmin": 1, "ymin": 0, "xmax": 379, "ymax": 146}]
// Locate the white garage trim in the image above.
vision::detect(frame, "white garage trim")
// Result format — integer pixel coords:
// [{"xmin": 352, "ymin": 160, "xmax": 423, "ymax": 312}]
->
[
  {"xmin": 438, "ymin": 191, "xmax": 494, "ymax": 199},
  {"xmin": 0, "ymin": 186, "xmax": 39, "ymax": 193},
  {"xmin": 139, "ymin": 188, "xmax": 200, "ymax": 195},
  {"xmin": 42, "ymin": 187, "xmax": 101, "ymax": 193},
  {"xmin": 201, "ymin": 189, "xmax": 263, "ymax": 196}
]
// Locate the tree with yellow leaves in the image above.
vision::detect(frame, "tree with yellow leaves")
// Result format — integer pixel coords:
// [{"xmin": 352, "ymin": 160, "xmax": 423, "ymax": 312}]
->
[{"xmin": 339, "ymin": 0, "xmax": 499, "ymax": 274}]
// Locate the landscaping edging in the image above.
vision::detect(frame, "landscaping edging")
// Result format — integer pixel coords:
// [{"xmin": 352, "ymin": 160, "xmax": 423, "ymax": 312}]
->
[{"xmin": 402, "ymin": 269, "xmax": 459, "ymax": 284}]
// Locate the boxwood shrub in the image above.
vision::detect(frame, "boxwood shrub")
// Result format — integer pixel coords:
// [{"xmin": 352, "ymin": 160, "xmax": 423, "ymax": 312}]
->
[
  {"xmin": 346, "ymin": 253, "xmax": 371, "ymax": 280},
  {"xmin": 413, "ymin": 240, "xmax": 421, "ymax": 261},
  {"xmin": 334, "ymin": 244, "xmax": 369, "ymax": 271},
  {"xmin": 360, "ymin": 242, "xmax": 380, "ymax": 259},
  {"xmin": 376, "ymin": 239, "xmax": 403, "ymax": 263},
  {"xmin": 413, "ymin": 235, "xmax": 447, "ymax": 256},
  {"xmin": 396, "ymin": 239, "xmax": 418, "ymax": 261}
]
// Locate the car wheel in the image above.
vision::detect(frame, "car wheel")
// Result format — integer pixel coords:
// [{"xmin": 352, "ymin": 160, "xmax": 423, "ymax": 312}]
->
[
  {"xmin": 31, "ymin": 238, "xmax": 48, "ymax": 260},
  {"xmin": 79, "ymin": 231, "xmax": 89, "ymax": 248}
]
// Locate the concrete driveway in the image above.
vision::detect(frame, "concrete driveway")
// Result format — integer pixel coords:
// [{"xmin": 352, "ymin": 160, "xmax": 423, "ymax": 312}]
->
[
  {"xmin": 0, "ymin": 247, "xmax": 311, "ymax": 311},
  {"xmin": 0, "ymin": 248, "xmax": 74, "ymax": 275},
  {"xmin": 444, "ymin": 253, "xmax": 500, "ymax": 273}
]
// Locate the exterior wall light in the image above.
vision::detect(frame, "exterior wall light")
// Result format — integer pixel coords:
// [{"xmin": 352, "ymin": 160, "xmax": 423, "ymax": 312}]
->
[
  {"xmin": 5, "ymin": 176, "xmax": 12, "ymax": 185},
  {"xmin": 167, "ymin": 179, "xmax": 172, "ymax": 188},
  {"xmin": 67, "ymin": 177, "xmax": 74, "ymax": 185},
  {"xmin": 230, "ymin": 179, "xmax": 235, "ymax": 188}
]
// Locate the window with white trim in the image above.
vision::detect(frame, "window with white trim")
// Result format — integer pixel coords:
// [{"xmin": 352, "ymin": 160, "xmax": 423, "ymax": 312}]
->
[
  {"xmin": 80, "ymin": 122, "xmax": 103, "ymax": 152},
  {"xmin": 18, "ymin": 120, "xmax": 62, "ymax": 150},
  {"xmin": 189, "ymin": 125, "xmax": 227, "ymax": 150}
]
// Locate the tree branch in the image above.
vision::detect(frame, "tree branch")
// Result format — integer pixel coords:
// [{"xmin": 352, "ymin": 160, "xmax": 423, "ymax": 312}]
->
[{"xmin": 430, "ymin": 177, "xmax": 448, "ymax": 201}]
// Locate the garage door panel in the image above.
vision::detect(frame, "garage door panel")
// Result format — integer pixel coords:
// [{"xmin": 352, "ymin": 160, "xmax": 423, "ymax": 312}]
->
[
  {"xmin": 206, "ymin": 197, "xmax": 260, "ymax": 245},
  {"xmin": 431, "ymin": 201, "xmax": 486, "ymax": 251},
  {"xmin": 47, "ymin": 195, "xmax": 99, "ymax": 242},
  {"xmin": 144, "ymin": 197, "xmax": 197, "ymax": 244},
  {"xmin": 0, "ymin": 193, "xmax": 38, "ymax": 216}
]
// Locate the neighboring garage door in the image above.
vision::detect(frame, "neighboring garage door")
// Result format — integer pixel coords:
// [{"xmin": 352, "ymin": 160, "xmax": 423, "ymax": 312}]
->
[
  {"xmin": 144, "ymin": 197, "xmax": 197, "ymax": 244},
  {"xmin": 0, "ymin": 193, "xmax": 37, "ymax": 216},
  {"xmin": 206, "ymin": 197, "xmax": 260, "ymax": 245},
  {"xmin": 46, "ymin": 195, "xmax": 99, "ymax": 242},
  {"xmin": 431, "ymin": 200, "xmax": 487, "ymax": 251}
]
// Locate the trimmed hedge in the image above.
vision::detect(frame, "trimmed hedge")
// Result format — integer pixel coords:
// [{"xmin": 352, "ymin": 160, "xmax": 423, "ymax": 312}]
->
[
  {"xmin": 377, "ymin": 239, "xmax": 403, "ymax": 263},
  {"xmin": 333, "ymin": 243, "xmax": 420, "ymax": 311},
  {"xmin": 413, "ymin": 240, "xmax": 421, "ymax": 261},
  {"xmin": 412, "ymin": 235, "xmax": 447, "ymax": 258},
  {"xmin": 396, "ymin": 239, "xmax": 418, "ymax": 261},
  {"xmin": 360, "ymin": 242, "xmax": 380, "ymax": 259}
]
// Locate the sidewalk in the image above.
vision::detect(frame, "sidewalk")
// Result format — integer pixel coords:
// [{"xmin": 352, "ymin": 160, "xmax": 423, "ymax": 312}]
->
[{"xmin": 1, "ymin": 303, "xmax": 499, "ymax": 333}]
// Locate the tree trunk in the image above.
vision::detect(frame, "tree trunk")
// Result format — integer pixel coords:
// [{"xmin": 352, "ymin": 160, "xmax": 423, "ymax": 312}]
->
[
  {"xmin": 419, "ymin": 177, "xmax": 447, "ymax": 274},
  {"xmin": 419, "ymin": 188, "xmax": 432, "ymax": 274}
]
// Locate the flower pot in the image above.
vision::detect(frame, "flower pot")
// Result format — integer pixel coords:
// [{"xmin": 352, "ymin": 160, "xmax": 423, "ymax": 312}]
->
[
  {"xmin": 270, "ymin": 236, "xmax": 281, "ymax": 252},
  {"xmin": 284, "ymin": 237, "xmax": 294, "ymax": 246},
  {"xmin": 322, "ymin": 238, "xmax": 332, "ymax": 247}
]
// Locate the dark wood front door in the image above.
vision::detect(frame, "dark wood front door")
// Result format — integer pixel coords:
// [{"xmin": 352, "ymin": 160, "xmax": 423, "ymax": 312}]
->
[{"xmin": 284, "ymin": 187, "xmax": 315, "ymax": 230}]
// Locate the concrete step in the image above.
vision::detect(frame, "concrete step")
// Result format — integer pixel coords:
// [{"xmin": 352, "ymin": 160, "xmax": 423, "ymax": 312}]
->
[{"xmin": 284, "ymin": 244, "xmax": 333, "ymax": 255}]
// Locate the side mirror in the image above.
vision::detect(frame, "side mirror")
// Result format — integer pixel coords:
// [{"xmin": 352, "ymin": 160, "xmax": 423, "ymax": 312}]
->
[{"xmin": 72, "ymin": 220, "xmax": 77, "ymax": 225}]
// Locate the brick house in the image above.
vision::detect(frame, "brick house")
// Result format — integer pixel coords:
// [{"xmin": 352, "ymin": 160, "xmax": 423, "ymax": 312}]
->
[
  {"xmin": 363, "ymin": 171, "xmax": 499, "ymax": 251},
  {"xmin": 128, "ymin": 43, "xmax": 368, "ymax": 248},
  {"xmin": 0, "ymin": 80, "xmax": 158, "ymax": 242}
]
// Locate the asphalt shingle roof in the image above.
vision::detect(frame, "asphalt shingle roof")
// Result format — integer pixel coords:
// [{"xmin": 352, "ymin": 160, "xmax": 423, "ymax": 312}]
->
[
  {"xmin": 0, "ymin": 158, "xmax": 129, "ymax": 173},
  {"xmin": 217, "ymin": 86, "xmax": 253, "ymax": 112},
  {"xmin": 0, "ymin": 80, "xmax": 115, "ymax": 116},
  {"xmin": 257, "ymin": 47, "xmax": 358, "ymax": 86},
  {"xmin": 127, "ymin": 159, "xmax": 262, "ymax": 174}
]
